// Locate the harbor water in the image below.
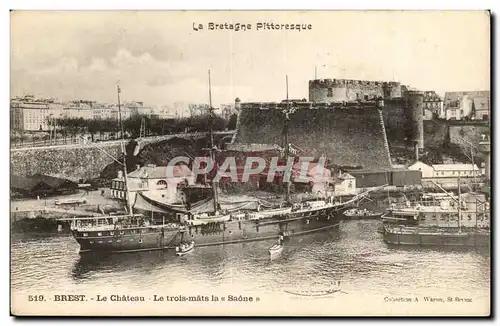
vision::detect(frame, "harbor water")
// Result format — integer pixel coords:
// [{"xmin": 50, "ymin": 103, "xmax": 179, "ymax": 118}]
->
[{"xmin": 11, "ymin": 220, "xmax": 490, "ymax": 316}]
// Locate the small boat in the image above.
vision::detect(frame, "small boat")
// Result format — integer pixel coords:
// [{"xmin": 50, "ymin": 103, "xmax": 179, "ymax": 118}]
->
[
  {"xmin": 269, "ymin": 235, "xmax": 284, "ymax": 257},
  {"xmin": 269, "ymin": 243, "xmax": 283, "ymax": 256},
  {"xmin": 343, "ymin": 208, "xmax": 382, "ymax": 220},
  {"xmin": 176, "ymin": 241, "xmax": 195, "ymax": 256},
  {"xmin": 55, "ymin": 198, "xmax": 87, "ymax": 206}
]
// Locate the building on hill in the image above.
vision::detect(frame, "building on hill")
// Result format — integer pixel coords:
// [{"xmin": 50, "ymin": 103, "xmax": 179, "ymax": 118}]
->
[
  {"xmin": 444, "ymin": 91, "xmax": 490, "ymax": 121},
  {"xmin": 423, "ymin": 91, "xmax": 443, "ymax": 120},
  {"xmin": 10, "ymin": 95, "xmax": 65, "ymax": 132}
]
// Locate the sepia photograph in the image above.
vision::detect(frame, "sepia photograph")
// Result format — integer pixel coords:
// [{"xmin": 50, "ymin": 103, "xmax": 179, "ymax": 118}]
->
[{"xmin": 9, "ymin": 10, "xmax": 491, "ymax": 316}]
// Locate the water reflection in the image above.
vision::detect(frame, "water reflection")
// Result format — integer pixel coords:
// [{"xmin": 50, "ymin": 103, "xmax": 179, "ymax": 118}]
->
[
  {"xmin": 71, "ymin": 250, "xmax": 172, "ymax": 281},
  {"xmin": 11, "ymin": 220, "xmax": 490, "ymax": 304}
]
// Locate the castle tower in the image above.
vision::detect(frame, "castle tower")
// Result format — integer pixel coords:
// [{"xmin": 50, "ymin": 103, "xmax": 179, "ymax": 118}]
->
[{"xmin": 406, "ymin": 91, "xmax": 425, "ymax": 150}]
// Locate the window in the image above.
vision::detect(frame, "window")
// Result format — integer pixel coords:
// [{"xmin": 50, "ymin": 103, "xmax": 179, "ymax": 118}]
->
[
  {"xmin": 110, "ymin": 231, "xmax": 114, "ymax": 235},
  {"xmin": 327, "ymin": 88, "xmax": 333, "ymax": 97},
  {"xmin": 97, "ymin": 232, "xmax": 102, "ymax": 236},
  {"xmin": 364, "ymin": 95, "xmax": 369, "ymax": 101},
  {"xmin": 157, "ymin": 180, "xmax": 168, "ymax": 187},
  {"xmin": 83, "ymin": 233, "xmax": 88, "ymax": 237},
  {"xmin": 348, "ymin": 181, "xmax": 353, "ymax": 188}
]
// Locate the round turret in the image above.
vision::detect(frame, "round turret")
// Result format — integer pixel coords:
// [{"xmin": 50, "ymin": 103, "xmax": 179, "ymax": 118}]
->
[{"xmin": 406, "ymin": 91, "xmax": 424, "ymax": 149}]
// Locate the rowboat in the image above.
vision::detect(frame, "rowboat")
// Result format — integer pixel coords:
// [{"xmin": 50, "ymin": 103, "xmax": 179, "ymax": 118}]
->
[
  {"xmin": 269, "ymin": 243, "xmax": 284, "ymax": 257},
  {"xmin": 176, "ymin": 241, "xmax": 195, "ymax": 256}
]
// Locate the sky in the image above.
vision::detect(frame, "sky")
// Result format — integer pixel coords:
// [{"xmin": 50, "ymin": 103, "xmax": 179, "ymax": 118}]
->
[{"xmin": 10, "ymin": 11, "xmax": 490, "ymax": 107}]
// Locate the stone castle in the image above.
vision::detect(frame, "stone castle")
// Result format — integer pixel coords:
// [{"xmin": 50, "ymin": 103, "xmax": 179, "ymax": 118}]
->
[{"xmin": 308, "ymin": 78, "xmax": 403, "ymax": 103}]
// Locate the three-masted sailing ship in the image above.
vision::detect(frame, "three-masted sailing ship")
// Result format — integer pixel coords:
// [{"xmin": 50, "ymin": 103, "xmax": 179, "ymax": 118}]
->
[{"xmin": 70, "ymin": 74, "xmax": 375, "ymax": 254}]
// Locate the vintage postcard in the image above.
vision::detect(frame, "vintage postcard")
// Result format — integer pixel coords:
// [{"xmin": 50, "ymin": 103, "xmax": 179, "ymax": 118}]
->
[{"xmin": 10, "ymin": 10, "xmax": 491, "ymax": 316}]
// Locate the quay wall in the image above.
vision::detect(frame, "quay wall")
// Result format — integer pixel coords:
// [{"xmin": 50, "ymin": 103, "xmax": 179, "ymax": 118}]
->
[
  {"xmin": 10, "ymin": 143, "xmax": 122, "ymax": 182},
  {"xmin": 232, "ymin": 103, "xmax": 392, "ymax": 170}
]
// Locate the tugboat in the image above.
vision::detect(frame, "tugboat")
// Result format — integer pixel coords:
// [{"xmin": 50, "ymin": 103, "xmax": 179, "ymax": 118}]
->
[
  {"xmin": 70, "ymin": 75, "xmax": 379, "ymax": 254},
  {"xmin": 176, "ymin": 241, "xmax": 195, "ymax": 256}
]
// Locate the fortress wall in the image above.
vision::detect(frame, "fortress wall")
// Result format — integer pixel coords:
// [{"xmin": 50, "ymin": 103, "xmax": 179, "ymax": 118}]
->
[
  {"xmin": 10, "ymin": 143, "xmax": 122, "ymax": 181},
  {"xmin": 423, "ymin": 120, "xmax": 449, "ymax": 148},
  {"xmin": 233, "ymin": 104, "xmax": 392, "ymax": 170},
  {"xmin": 309, "ymin": 79, "xmax": 401, "ymax": 103},
  {"xmin": 381, "ymin": 99, "xmax": 410, "ymax": 144}
]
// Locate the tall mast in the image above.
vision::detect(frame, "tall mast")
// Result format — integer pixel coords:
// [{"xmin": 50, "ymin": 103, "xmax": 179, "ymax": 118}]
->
[
  {"xmin": 208, "ymin": 69, "xmax": 219, "ymax": 214},
  {"xmin": 284, "ymin": 75, "xmax": 291, "ymax": 204},
  {"xmin": 117, "ymin": 85, "xmax": 133, "ymax": 216}
]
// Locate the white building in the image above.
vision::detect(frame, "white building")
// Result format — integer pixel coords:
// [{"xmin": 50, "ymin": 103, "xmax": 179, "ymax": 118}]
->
[
  {"xmin": 110, "ymin": 164, "xmax": 195, "ymax": 204},
  {"xmin": 444, "ymin": 91, "xmax": 490, "ymax": 121},
  {"xmin": 10, "ymin": 95, "xmax": 65, "ymax": 132},
  {"xmin": 423, "ymin": 91, "xmax": 443, "ymax": 120},
  {"xmin": 126, "ymin": 101, "xmax": 153, "ymax": 117},
  {"xmin": 334, "ymin": 172, "xmax": 356, "ymax": 196},
  {"xmin": 408, "ymin": 161, "xmax": 481, "ymax": 188},
  {"xmin": 64, "ymin": 101, "xmax": 94, "ymax": 120}
]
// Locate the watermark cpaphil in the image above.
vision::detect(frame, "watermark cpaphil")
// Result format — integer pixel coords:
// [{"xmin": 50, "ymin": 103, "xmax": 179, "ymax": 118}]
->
[{"xmin": 164, "ymin": 155, "xmax": 331, "ymax": 184}]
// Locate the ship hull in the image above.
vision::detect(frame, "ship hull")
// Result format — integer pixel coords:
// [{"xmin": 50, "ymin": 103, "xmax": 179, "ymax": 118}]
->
[
  {"xmin": 382, "ymin": 226, "xmax": 490, "ymax": 247},
  {"xmin": 73, "ymin": 206, "xmax": 343, "ymax": 254}
]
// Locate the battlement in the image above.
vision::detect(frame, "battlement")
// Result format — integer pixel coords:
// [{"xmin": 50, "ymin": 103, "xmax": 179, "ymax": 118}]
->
[
  {"xmin": 309, "ymin": 78, "xmax": 403, "ymax": 102},
  {"xmin": 240, "ymin": 100, "xmax": 383, "ymax": 110},
  {"xmin": 309, "ymin": 78, "xmax": 400, "ymax": 88}
]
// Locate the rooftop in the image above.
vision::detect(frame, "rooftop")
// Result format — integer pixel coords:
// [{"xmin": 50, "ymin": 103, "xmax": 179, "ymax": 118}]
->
[
  {"xmin": 432, "ymin": 164, "xmax": 479, "ymax": 171},
  {"xmin": 127, "ymin": 164, "xmax": 193, "ymax": 179}
]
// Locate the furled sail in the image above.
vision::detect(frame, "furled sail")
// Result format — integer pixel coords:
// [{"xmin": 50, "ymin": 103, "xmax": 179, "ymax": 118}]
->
[{"xmin": 133, "ymin": 191, "xmax": 275, "ymax": 215}]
